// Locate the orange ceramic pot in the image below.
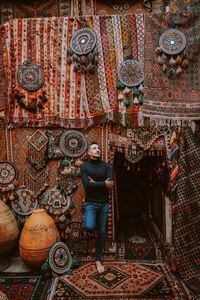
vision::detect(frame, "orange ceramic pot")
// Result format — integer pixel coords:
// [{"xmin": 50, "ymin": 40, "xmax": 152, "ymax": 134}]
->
[
  {"xmin": 19, "ymin": 209, "xmax": 60, "ymax": 268},
  {"xmin": 0, "ymin": 200, "xmax": 19, "ymax": 270}
]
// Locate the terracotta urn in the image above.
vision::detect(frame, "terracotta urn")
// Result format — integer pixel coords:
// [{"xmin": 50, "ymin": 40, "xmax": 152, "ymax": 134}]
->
[
  {"xmin": 0, "ymin": 200, "xmax": 19, "ymax": 271},
  {"xmin": 19, "ymin": 209, "xmax": 60, "ymax": 268}
]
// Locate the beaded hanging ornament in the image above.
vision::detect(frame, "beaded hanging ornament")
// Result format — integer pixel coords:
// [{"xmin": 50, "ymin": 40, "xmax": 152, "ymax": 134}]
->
[
  {"xmin": 15, "ymin": 19, "xmax": 47, "ymax": 112},
  {"xmin": 117, "ymin": 20, "xmax": 144, "ymax": 109},
  {"xmin": 67, "ymin": 19, "xmax": 98, "ymax": 74},
  {"xmin": 155, "ymin": 28, "xmax": 188, "ymax": 77},
  {"xmin": 27, "ymin": 130, "xmax": 48, "ymax": 170}
]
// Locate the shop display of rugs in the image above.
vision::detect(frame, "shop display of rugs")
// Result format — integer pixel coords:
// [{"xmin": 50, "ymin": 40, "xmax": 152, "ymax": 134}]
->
[
  {"xmin": 50, "ymin": 261, "xmax": 187, "ymax": 299},
  {"xmin": 0, "ymin": 272, "xmax": 53, "ymax": 300}
]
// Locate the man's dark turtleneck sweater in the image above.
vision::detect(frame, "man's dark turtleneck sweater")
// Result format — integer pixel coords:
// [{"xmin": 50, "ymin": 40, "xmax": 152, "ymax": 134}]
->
[{"xmin": 80, "ymin": 159, "xmax": 113, "ymax": 203}]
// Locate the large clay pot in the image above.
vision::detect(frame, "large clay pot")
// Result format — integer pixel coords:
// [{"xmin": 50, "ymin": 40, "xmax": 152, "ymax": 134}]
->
[
  {"xmin": 19, "ymin": 209, "xmax": 60, "ymax": 268},
  {"xmin": 0, "ymin": 200, "xmax": 19, "ymax": 271}
]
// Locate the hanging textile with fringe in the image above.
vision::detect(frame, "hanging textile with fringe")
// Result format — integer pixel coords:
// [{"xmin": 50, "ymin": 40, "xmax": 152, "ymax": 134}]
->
[
  {"xmin": 143, "ymin": 10, "xmax": 200, "ymax": 122},
  {"xmin": 1, "ymin": 14, "xmax": 144, "ymax": 128},
  {"xmin": 27, "ymin": 130, "xmax": 48, "ymax": 170},
  {"xmin": 173, "ymin": 129, "xmax": 200, "ymax": 294}
]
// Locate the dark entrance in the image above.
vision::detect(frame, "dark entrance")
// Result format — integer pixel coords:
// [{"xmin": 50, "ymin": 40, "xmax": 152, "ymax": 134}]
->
[{"xmin": 114, "ymin": 152, "xmax": 168, "ymax": 260}]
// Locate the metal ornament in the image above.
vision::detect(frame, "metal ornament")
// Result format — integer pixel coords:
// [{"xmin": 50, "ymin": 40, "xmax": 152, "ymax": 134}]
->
[
  {"xmin": 159, "ymin": 29, "xmax": 187, "ymax": 55},
  {"xmin": 0, "ymin": 161, "xmax": 17, "ymax": 185},
  {"xmin": 60, "ymin": 130, "xmax": 88, "ymax": 158},
  {"xmin": 11, "ymin": 188, "xmax": 38, "ymax": 216},
  {"xmin": 118, "ymin": 60, "xmax": 144, "ymax": 87},
  {"xmin": 48, "ymin": 241, "xmax": 72, "ymax": 274},
  {"xmin": 17, "ymin": 60, "xmax": 45, "ymax": 92},
  {"xmin": 70, "ymin": 27, "xmax": 97, "ymax": 55}
]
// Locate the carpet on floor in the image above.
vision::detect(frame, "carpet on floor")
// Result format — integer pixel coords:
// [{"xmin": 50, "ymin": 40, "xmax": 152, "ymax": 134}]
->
[
  {"xmin": 50, "ymin": 261, "xmax": 187, "ymax": 299},
  {"xmin": 0, "ymin": 272, "xmax": 52, "ymax": 300}
]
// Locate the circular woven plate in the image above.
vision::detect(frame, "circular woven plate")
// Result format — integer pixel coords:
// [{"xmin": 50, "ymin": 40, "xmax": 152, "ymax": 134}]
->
[
  {"xmin": 60, "ymin": 130, "xmax": 88, "ymax": 158},
  {"xmin": 11, "ymin": 188, "xmax": 38, "ymax": 216},
  {"xmin": 42, "ymin": 188, "xmax": 71, "ymax": 215},
  {"xmin": 48, "ymin": 241, "xmax": 72, "ymax": 274},
  {"xmin": 70, "ymin": 27, "xmax": 97, "ymax": 55},
  {"xmin": 17, "ymin": 60, "xmax": 45, "ymax": 92},
  {"xmin": 118, "ymin": 60, "xmax": 144, "ymax": 87},
  {"xmin": 159, "ymin": 29, "xmax": 187, "ymax": 55},
  {"xmin": 0, "ymin": 161, "xmax": 17, "ymax": 185}
]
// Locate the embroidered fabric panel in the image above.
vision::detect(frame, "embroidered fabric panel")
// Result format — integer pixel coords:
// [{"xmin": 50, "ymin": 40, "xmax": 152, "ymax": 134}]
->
[{"xmin": 143, "ymin": 13, "xmax": 200, "ymax": 120}]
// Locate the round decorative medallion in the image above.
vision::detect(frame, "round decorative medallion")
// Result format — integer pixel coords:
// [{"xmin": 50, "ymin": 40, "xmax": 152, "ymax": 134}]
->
[
  {"xmin": 118, "ymin": 60, "xmax": 144, "ymax": 87},
  {"xmin": 126, "ymin": 151, "xmax": 143, "ymax": 164},
  {"xmin": 17, "ymin": 60, "xmax": 45, "ymax": 92},
  {"xmin": 0, "ymin": 161, "xmax": 17, "ymax": 185},
  {"xmin": 60, "ymin": 130, "xmax": 88, "ymax": 158},
  {"xmin": 48, "ymin": 241, "xmax": 72, "ymax": 274},
  {"xmin": 65, "ymin": 222, "xmax": 83, "ymax": 242},
  {"xmin": 11, "ymin": 188, "xmax": 38, "ymax": 216},
  {"xmin": 159, "ymin": 29, "xmax": 187, "ymax": 55},
  {"xmin": 70, "ymin": 28, "xmax": 97, "ymax": 55},
  {"xmin": 42, "ymin": 188, "xmax": 71, "ymax": 215}
]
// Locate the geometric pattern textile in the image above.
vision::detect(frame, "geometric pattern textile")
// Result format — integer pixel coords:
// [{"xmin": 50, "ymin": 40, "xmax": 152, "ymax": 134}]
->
[
  {"xmin": 0, "ymin": 272, "xmax": 52, "ymax": 300},
  {"xmin": 1, "ymin": 14, "xmax": 144, "ymax": 127},
  {"xmin": 173, "ymin": 128, "xmax": 200, "ymax": 294},
  {"xmin": 51, "ymin": 261, "xmax": 187, "ymax": 299},
  {"xmin": 143, "ymin": 13, "xmax": 200, "ymax": 121}
]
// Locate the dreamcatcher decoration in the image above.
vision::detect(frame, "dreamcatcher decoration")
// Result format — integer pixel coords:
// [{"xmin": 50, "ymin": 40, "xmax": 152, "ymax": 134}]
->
[
  {"xmin": 59, "ymin": 130, "xmax": 88, "ymax": 158},
  {"xmin": 57, "ymin": 130, "xmax": 86, "ymax": 192},
  {"xmin": 0, "ymin": 161, "xmax": 18, "ymax": 203},
  {"xmin": 11, "ymin": 187, "xmax": 38, "ymax": 216},
  {"xmin": 155, "ymin": 28, "xmax": 188, "ymax": 77},
  {"xmin": 117, "ymin": 60, "xmax": 144, "ymax": 107},
  {"xmin": 67, "ymin": 19, "xmax": 98, "ymax": 74},
  {"xmin": 48, "ymin": 241, "xmax": 73, "ymax": 274},
  {"xmin": 117, "ymin": 20, "xmax": 144, "ymax": 118},
  {"xmin": 27, "ymin": 130, "xmax": 48, "ymax": 170},
  {"xmin": 14, "ymin": 20, "xmax": 47, "ymax": 112}
]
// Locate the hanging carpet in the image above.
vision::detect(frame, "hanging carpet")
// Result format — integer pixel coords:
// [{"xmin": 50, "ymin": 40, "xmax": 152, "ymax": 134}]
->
[
  {"xmin": 173, "ymin": 128, "xmax": 200, "ymax": 294},
  {"xmin": 1, "ymin": 14, "xmax": 144, "ymax": 127},
  {"xmin": 143, "ymin": 11, "xmax": 200, "ymax": 122}
]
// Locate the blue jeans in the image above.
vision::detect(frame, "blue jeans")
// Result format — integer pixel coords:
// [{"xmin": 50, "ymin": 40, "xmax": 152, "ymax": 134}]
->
[{"xmin": 84, "ymin": 202, "xmax": 109, "ymax": 261}]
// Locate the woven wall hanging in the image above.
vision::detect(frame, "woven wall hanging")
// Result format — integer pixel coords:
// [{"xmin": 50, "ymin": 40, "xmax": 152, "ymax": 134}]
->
[
  {"xmin": 17, "ymin": 60, "xmax": 45, "ymax": 92},
  {"xmin": 42, "ymin": 187, "xmax": 71, "ymax": 216},
  {"xmin": 11, "ymin": 188, "xmax": 38, "ymax": 216},
  {"xmin": 27, "ymin": 130, "xmax": 48, "ymax": 170},
  {"xmin": 15, "ymin": 19, "xmax": 47, "ymax": 113},
  {"xmin": 59, "ymin": 130, "xmax": 88, "ymax": 158},
  {"xmin": 67, "ymin": 21, "xmax": 98, "ymax": 74},
  {"xmin": 24, "ymin": 166, "xmax": 49, "ymax": 197},
  {"xmin": 48, "ymin": 241, "xmax": 72, "ymax": 274},
  {"xmin": 0, "ymin": 161, "xmax": 17, "ymax": 185},
  {"xmin": 155, "ymin": 28, "xmax": 188, "ymax": 77}
]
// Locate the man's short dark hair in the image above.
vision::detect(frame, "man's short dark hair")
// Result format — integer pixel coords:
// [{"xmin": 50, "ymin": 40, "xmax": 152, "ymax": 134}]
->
[{"xmin": 88, "ymin": 142, "xmax": 99, "ymax": 150}]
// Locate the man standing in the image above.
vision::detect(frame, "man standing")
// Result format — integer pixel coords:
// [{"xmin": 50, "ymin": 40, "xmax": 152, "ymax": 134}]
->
[{"xmin": 80, "ymin": 142, "xmax": 114, "ymax": 273}]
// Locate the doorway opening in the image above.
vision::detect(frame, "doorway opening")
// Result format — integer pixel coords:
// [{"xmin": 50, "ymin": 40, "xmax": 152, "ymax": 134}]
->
[{"xmin": 114, "ymin": 151, "xmax": 169, "ymax": 260}]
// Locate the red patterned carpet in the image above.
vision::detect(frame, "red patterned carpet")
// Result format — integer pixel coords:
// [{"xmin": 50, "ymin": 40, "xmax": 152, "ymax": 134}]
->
[{"xmin": 50, "ymin": 261, "xmax": 187, "ymax": 299}]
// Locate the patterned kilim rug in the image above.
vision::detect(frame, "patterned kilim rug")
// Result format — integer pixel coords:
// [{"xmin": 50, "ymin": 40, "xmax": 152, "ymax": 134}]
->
[
  {"xmin": 50, "ymin": 261, "xmax": 187, "ymax": 299},
  {"xmin": 122, "ymin": 220, "xmax": 158, "ymax": 261},
  {"xmin": 0, "ymin": 272, "xmax": 53, "ymax": 300}
]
